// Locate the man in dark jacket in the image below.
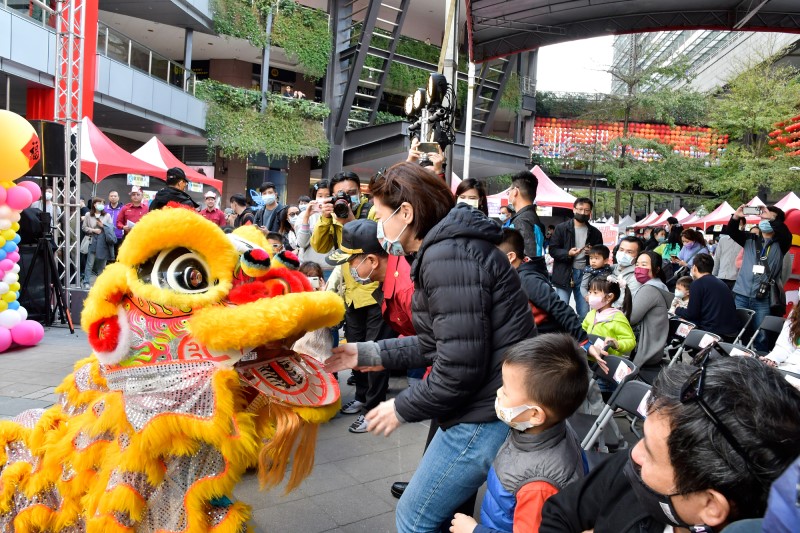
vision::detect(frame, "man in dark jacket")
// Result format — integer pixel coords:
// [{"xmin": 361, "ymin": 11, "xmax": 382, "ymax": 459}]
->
[
  {"xmin": 508, "ymin": 170, "xmax": 546, "ymax": 269},
  {"xmin": 148, "ymin": 167, "xmax": 199, "ymax": 211},
  {"xmin": 675, "ymin": 253, "xmax": 740, "ymax": 341},
  {"xmin": 541, "ymin": 357, "xmax": 800, "ymax": 533},
  {"xmin": 548, "ymin": 197, "xmax": 603, "ymax": 319},
  {"xmin": 252, "ymin": 181, "xmax": 285, "ymax": 232}
]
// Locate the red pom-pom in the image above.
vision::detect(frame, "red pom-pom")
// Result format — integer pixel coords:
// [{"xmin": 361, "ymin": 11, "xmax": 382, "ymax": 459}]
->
[{"xmin": 88, "ymin": 316, "xmax": 121, "ymax": 353}]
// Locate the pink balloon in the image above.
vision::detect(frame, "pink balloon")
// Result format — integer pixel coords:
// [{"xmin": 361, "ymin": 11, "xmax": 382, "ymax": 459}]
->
[
  {"xmin": 0, "ymin": 327, "xmax": 12, "ymax": 352},
  {"xmin": 0, "ymin": 188, "xmax": 7, "ymax": 205},
  {"xmin": 0, "ymin": 260, "xmax": 12, "ymax": 272},
  {"xmin": 5, "ymin": 186, "xmax": 32, "ymax": 210},
  {"xmin": 10, "ymin": 321, "xmax": 43, "ymax": 347},
  {"xmin": 6, "ymin": 252, "xmax": 19, "ymax": 263},
  {"xmin": 17, "ymin": 181, "xmax": 41, "ymax": 203}
]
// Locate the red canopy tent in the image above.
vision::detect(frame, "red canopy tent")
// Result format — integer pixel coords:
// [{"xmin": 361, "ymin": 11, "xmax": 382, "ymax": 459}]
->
[
  {"xmin": 80, "ymin": 117, "xmax": 165, "ymax": 183},
  {"xmin": 475, "ymin": 165, "xmax": 577, "ymax": 212},
  {"xmin": 673, "ymin": 207, "xmax": 691, "ymax": 222},
  {"xmin": 132, "ymin": 137, "xmax": 223, "ymax": 191},
  {"xmin": 775, "ymin": 192, "xmax": 800, "ymax": 212},
  {"xmin": 633, "ymin": 211, "xmax": 658, "ymax": 228},
  {"xmin": 648, "ymin": 210, "xmax": 673, "ymax": 227}
]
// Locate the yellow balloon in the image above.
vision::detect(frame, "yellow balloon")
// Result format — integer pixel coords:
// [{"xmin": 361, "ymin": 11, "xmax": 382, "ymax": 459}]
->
[
  {"xmin": 2, "ymin": 292, "xmax": 16, "ymax": 303},
  {"xmin": 10, "ymin": 223, "xmax": 19, "ymax": 232},
  {"xmin": 0, "ymin": 239, "xmax": 7, "ymax": 249},
  {"xmin": 0, "ymin": 301, "xmax": 8, "ymax": 311},
  {"xmin": 0, "ymin": 111, "xmax": 40, "ymax": 181},
  {"xmin": 8, "ymin": 283, "xmax": 19, "ymax": 292},
  {"xmin": 0, "ymin": 182, "xmax": 15, "ymax": 189},
  {"xmin": 1, "ymin": 230, "xmax": 14, "ymax": 241}
]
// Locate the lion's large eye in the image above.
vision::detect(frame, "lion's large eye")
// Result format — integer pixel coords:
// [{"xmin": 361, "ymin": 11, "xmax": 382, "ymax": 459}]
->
[{"xmin": 138, "ymin": 247, "xmax": 212, "ymax": 293}]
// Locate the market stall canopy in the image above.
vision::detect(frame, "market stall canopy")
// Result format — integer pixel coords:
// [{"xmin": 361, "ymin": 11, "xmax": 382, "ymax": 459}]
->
[
  {"xmin": 649, "ymin": 210, "xmax": 674, "ymax": 227},
  {"xmin": 684, "ymin": 202, "xmax": 733, "ymax": 228},
  {"xmin": 617, "ymin": 215, "xmax": 636, "ymax": 229},
  {"xmin": 673, "ymin": 207, "xmax": 691, "ymax": 222},
  {"xmin": 747, "ymin": 196, "xmax": 766, "ymax": 207},
  {"xmin": 465, "ymin": 1, "xmax": 800, "ymax": 63},
  {"xmin": 633, "ymin": 211, "xmax": 658, "ymax": 228},
  {"xmin": 681, "ymin": 212, "xmax": 701, "ymax": 225},
  {"xmin": 463, "ymin": 165, "xmax": 577, "ymax": 209},
  {"xmin": 80, "ymin": 118, "xmax": 165, "ymax": 184},
  {"xmin": 775, "ymin": 191, "xmax": 800, "ymax": 211},
  {"xmin": 132, "ymin": 137, "xmax": 222, "ymax": 191}
]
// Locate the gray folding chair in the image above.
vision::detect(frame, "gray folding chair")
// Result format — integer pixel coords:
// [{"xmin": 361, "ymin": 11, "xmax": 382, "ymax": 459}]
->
[
  {"xmin": 668, "ymin": 329, "xmax": 721, "ymax": 366},
  {"xmin": 581, "ymin": 379, "xmax": 653, "ymax": 451},
  {"xmin": 569, "ymin": 355, "xmax": 639, "ymax": 452},
  {"xmin": 716, "ymin": 342, "xmax": 756, "ymax": 358},
  {"xmin": 733, "ymin": 308, "xmax": 756, "ymax": 344},
  {"xmin": 745, "ymin": 315, "xmax": 786, "ymax": 353}
]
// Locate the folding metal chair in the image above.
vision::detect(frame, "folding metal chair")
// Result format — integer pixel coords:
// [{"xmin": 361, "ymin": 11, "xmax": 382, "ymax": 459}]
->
[
  {"xmin": 733, "ymin": 308, "xmax": 756, "ymax": 344},
  {"xmin": 581, "ymin": 380, "xmax": 653, "ymax": 451},
  {"xmin": 745, "ymin": 315, "xmax": 786, "ymax": 354},
  {"xmin": 668, "ymin": 329, "xmax": 721, "ymax": 366},
  {"xmin": 716, "ymin": 342, "xmax": 756, "ymax": 358},
  {"xmin": 569, "ymin": 356, "xmax": 638, "ymax": 452}
]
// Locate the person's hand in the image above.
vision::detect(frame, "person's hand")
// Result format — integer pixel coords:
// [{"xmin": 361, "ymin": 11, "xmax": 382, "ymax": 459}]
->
[
  {"xmin": 587, "ymin": 345, "xmax": 609, "ymax": 374},
  {"xmin": 319, "ymin": 200, "xmax": 334, "ymax": 219},
  {"xmin": 429, "ymin": 146, "xmax": 445, "ymax": 174},
  {"xmin": 734, "ymin": 204, "xmax": 746, "ymax": 219},
  {"xmin": 762, "ymin": 206, "xmax": 776, "ymax": 221},
  {"xmin": 605, "ymin": 338, "xmax": 619, "ymax": 350},
  {"xmin": 95, "ymin": 228, "xmax": 102, "ymax": 234},
  {"xmin": 759, "ymin": 356, "xmax": 777, "ymax": 368},
  {"xmin": 302, "ymin": 201, "xmax": 317, "ymax": 222},
  {"xmin": 568, "ymin": 247, "xmax": 580, "ymax": 257},
  {"xmin": 324, "ymin": 344, "xmax": 358, "ymax": 373},
  {"xmin": 449, "ymin": 513, "xmax": 478, "ymax": 533},
  {"xmin": 407, "ymin": 138, "xmax": 423, "ymax": 163},
  {"xmin": 365, "ymin": 398, "xmax": 402, "ymax": 436}
]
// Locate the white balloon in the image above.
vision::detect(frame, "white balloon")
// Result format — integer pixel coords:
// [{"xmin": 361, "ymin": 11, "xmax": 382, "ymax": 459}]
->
[
  {"xmin": 0, "ymin": 207, "xmax": 12, "ymax": 220},
  {"xmin": 0, "ymin": 221, "xmax": 11, "ymax": 231},
  {"xmin": 0, "ymin": 282, "xmax": 10, "ymax": 295},
  {"xmin": 3, "ymin": 273, "xmax": 18, "ymax": 284},
  {"xmin": 18, "ymin": 307, "xmax": 27, "ymax": 321},
  {"xmin": 0, "ymin": 310, "xmax": 21, "ymax": 329},
  {"xmin": 10, "ymin": 264, "xmax": 19, "ymax": 274},
  {"xmin": 10, "ymin": 213, "xmax": 20, "ymax": 223}
]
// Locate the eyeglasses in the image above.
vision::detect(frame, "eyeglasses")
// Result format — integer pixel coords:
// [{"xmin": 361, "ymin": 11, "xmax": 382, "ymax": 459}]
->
[{"xmin": 680, "ymin": 352, "xmax": 758, "ymax": 471}]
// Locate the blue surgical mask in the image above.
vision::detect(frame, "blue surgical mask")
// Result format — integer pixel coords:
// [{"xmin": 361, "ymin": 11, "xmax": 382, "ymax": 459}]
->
[
  {"xmin": 675, "ymin": 289, "xmax": 685, "ymax": 300},
  {"xmin": 498, "ymin": 213, "xmax": 508, "ymax": 223},
  {"xmin": 299, "ymin": 204, "xmax": 308, "ymax": 212},
  {"xmin": 377, "ymin": 206, "xmax": 408, "ymax": 256},
  {"xmin": 262, "ymin": 194, "xmax": 276, "ymax": 205},
  {"xmin": 657, "ymin": 236, "xmax": 666, "ymax": 243},
  {"xmin": 758, "ymin": 220, "xmax": 773, "ymax": 233},
  {"xmin": 350, "ymin": 256, "xmax": 374, "ymax": 284},
  {"xmin": 616, "ymin": 251, "xmax": 634, "ymax": 267},
  {"xmin": 288, "ymin": 215, "xmax": 298, "ymax": 226},
  {"xmin": 350, "ymin": 195, "xmax": 360, "ymax": 206}
]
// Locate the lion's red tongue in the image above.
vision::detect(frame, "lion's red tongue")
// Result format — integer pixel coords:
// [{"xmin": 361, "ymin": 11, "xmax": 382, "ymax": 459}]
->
[{"xmin": 236, "ymin": 350, "xmax": 339, "ymax": 407}]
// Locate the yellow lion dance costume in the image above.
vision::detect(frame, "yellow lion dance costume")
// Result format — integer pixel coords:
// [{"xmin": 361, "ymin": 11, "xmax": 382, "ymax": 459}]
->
[{"xmin": 0, "ymin": 207, "xmax": 345, "ymax": 532}]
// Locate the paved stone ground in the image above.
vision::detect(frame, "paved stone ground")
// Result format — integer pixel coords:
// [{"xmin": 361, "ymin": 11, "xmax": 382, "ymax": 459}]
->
[{"xmin": 0, "ymin": 325, "xmax": 431, "ymax": 532}]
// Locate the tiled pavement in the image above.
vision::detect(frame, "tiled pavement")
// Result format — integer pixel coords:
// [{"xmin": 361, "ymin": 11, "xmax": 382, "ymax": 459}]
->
[{"xmin": 0, "ymin": 325, "xmax": 435, "ymax": 532}]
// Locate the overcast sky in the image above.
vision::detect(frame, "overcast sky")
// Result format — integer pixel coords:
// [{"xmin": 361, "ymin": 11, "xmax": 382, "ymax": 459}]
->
[{"xmin": 535, "ymin": 36, "xmax": 614, "ymax": 94}]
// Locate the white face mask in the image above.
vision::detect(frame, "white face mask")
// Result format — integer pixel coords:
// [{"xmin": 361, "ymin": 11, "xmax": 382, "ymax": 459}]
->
[
  {"xmin": 262, "ymin": 194, "xmax": 276, "ymax": 205},
  {"xmin": 494, "ymin": 396, "xmax": 536, "ymax": 431},
  {"xmin": 95, "ymin": 203, "xmax": 104, "ymax": 212},
  {"xmin": 45, "ymin": 191, "xmax": 53, "ymax": 201},
  {"xmin": 288, "ymin": 215, "xmax": 299, "ymax": 226},
  {"xmin": 458, "ymin": 198, "xmax": 480, "ymax": 209},
  {"xmin": 616, "ymin": 251, "xmax": 634, "ymax": 267},
  {"xmin": 299, "ymin": 204, "xmax": 308, "ymax": 212},
  {"xmin": 675, "ymin": 290, "xmax": 685, "ymax": 300},
  {"xmin": 498, "ymin": 213, "xmax": 508, "ymax": 222}
]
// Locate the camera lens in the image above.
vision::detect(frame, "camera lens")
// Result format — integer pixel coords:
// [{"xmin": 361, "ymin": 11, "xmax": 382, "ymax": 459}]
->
[{"xmin": 333, "ymin": 199, "xmax": 351, "ymax": 218}]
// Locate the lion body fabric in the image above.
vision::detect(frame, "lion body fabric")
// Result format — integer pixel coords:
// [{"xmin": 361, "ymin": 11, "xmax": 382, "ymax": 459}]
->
[{"xmin": 0, "ymin": 207, "xmax": 345, "ymax": 532}]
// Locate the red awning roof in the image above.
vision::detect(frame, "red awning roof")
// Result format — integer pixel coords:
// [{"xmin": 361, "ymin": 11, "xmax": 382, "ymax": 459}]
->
[
  {"xmin": 131, "ymin": 137, "xmax": 223, "ymax": 191},
  {"xmin": 80, "ymin": 117, "xmax": 165, "ymax": 183}
]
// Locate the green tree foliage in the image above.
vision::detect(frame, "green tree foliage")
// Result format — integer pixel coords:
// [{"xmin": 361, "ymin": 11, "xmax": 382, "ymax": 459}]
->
[
  {"xmin": 212, "ymin": 0, "xmax": 331, "ymax": 80},
  {"xmin": 196, "ymin": 80, "xmax": 330, "ymax": 161},
  {"xmin": 709, "ymin": 52, "xmax": 800, "ymax": 158}
]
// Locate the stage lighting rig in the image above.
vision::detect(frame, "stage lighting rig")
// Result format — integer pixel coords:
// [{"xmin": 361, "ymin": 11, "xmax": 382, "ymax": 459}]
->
[{"xmin": 404, "ymin": 74, "xmax": 457, "ymax": 166}]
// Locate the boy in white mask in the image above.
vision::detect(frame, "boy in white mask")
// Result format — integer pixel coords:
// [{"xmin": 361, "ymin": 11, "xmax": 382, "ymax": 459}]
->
[{"xmin": 450, "ymin": 334, "xmax": 589, "ymax": 533}]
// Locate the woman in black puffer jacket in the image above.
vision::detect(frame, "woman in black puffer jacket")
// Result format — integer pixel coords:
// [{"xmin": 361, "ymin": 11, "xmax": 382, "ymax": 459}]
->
[{"xmin": 326, "ymin": 162, "xmax": 536, "ymax": 533}]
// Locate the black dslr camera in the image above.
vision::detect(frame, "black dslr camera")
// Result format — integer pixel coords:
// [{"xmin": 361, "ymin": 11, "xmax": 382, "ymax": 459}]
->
[{"xmin": 329, "ymin": 191, "xmax": 352, "ymax": 219}]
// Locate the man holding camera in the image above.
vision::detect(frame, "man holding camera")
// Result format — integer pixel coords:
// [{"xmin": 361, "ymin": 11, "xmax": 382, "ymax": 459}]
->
[
  {"xmin": 311, "ymin": 172, "xmax": 381, "ymax": 419},
  {"xmin": 728, "ymin": 204, "xmax": 791, "ymax": 351}
]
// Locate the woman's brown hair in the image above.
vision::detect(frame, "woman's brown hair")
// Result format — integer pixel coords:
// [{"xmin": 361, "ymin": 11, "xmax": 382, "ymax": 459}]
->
[
  {"xmin": 455, "ymin": 178, "xmax": 489, "ymax": 216},
  {"xmin": 681, "ymin": 228, "xmax": 707, "ymax": 248},
  {"xmin": 369, "ymin": 162, "xmax": 455, "ymax": 240},
  {"xmin": 789, "ymin": 305, "xmax": 800, "ymax": 345}
]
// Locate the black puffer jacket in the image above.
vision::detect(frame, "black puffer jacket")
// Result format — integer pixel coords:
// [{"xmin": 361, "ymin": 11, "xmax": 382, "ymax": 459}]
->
[{"xmin": 377, "ymin": 204, "xmax": 536, "ymax": 428}]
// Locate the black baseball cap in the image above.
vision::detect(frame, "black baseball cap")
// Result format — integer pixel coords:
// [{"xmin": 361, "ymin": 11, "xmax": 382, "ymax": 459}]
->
[
  {"xmin": 166, "ymin": 167, "xmax": 187, "ymax": 185},
  {"xmin": 326, "ymin": 219, "xmax": 383, "ymax": 265}
]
